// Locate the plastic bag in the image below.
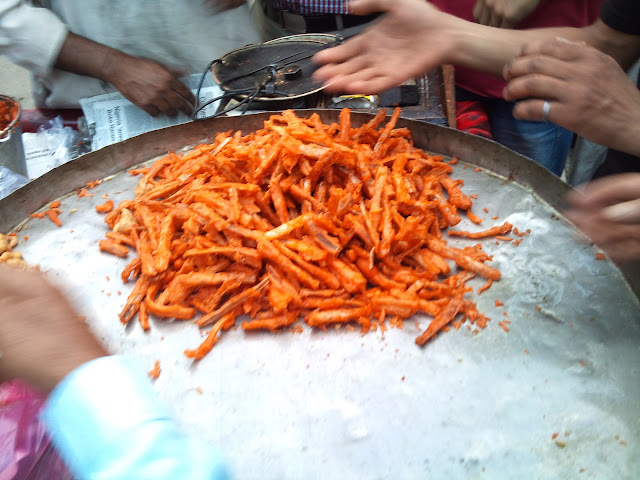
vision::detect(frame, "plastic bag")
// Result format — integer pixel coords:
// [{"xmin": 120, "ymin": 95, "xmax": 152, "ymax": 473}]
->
[
  {"xmin": 37, "ymin": 116, "xmax": 78, "ymax": 171},
  {"xmin": 0, "ymin": 380, "xmax": 72, "ymax": 480},
  {"xmin": 0, "ymin": 166, "xmax": 28, "ymax": 201}
]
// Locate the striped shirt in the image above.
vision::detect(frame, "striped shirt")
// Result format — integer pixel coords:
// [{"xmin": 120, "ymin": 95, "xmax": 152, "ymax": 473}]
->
[{"xmin": 267, "ymin": 0, "xmax": 349, "ymax": 14}]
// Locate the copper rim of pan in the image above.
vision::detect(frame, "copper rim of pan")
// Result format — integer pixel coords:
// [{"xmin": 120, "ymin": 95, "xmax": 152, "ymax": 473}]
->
[{"xmin": 0, "ymin": 94, "xmax": 21, "ymax": 140}]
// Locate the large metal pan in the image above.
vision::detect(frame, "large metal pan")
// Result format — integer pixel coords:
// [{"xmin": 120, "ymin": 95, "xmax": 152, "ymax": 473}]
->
[{"xmin": 1, "ymin": 111, "xmax": 638, "ymax": 479}]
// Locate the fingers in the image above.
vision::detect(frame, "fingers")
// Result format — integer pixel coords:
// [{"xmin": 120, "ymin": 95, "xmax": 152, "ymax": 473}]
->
[
  {"xmin": 567, "ymin": 173, "xmax": 640, "ymax": 209},
  {"xmin": 314, "ymin": 52, "xmax": 371, "ymax": 80},
  {"xmin": 565, "ymin": 210, "xmax": 640, "ymax": 261},
  {"xmin": 510, "ymin": 98, "xmax": 556, "ymax": 122},
  {"xmin": 519, "ymin": 37, "xmax": 588, "ymax": 59},
  {"xmin": 169, "ymin": 78, "xmax": 196, "ymax": 114},
  {"xmin": 602, "ymin": 198, "xmax": 640, "ymax": 223},
  {"xmin": 503, "ymin": 52, "xmax": 578, "ymax": 82},
  {"xmin": 503, "ymin": 72, "xmax": 565, "ymax": 103},
  {"xmin": 473, "ymin": 0, "xmax": 492, "ymax": 26},
  {"xmin": 313, "ymin": 35, "xmax": 368, "ymax": 67}
]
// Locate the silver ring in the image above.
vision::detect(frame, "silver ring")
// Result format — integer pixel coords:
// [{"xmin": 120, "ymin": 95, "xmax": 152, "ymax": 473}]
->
[{"xmin": 542, "ymin": 100, "xmax": 551, "ymax": 122}]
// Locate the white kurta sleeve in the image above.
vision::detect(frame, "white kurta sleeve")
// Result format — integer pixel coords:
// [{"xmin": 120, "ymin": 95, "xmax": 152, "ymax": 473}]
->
[
  {"xmin": 0, "ymin": 0, "xmax": 68, "ymax": 77},
  {"xmin": 41, "ymin": 355, "xmax": 231, "ymax": 480}
]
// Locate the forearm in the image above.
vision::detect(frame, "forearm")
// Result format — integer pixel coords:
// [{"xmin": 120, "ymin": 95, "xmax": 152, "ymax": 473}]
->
[
  {"xmin": 446, "ymin": 16, "xmax": 587, "ymax": 76},
  {"xmin": 449, "ymin": 17, "xmax": 640, "ymax": 75},
  {"xmin": 53, "ymin": 32, "xmax": 127, "ymax": 84}
]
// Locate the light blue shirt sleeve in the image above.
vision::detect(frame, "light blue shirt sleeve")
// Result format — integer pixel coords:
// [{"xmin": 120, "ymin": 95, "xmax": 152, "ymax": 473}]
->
[{"xmin": 41, "ymin": 355, "xmax": 230, "ymax": 480}]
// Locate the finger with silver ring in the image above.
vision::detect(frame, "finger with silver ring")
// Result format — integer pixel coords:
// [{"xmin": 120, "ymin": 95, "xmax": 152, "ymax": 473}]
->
[{"xmin": 541, "ymin": 100, "xmax": 551, "ymax": 122}]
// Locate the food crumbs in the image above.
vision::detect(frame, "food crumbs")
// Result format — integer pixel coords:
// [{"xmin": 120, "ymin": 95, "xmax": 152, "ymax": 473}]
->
[
  {"xmin": 495, "ymin": 299, "xmax": 504, "ymax": 307},
  {"xmin": 483, "ymin": 207, "xmax": 489, "ymax": 213},
  {"xmin": 473, "ymin": 167, "xmax": 482, "ymax": 172},
  {"xmin": 620, "ymin": 440, "xmax": 627, "ymax": 446},
  {"xmin": 524, "ymin": 349, "xmax": 529, "ymax": 355},
  {"xmin": 196, "ymin": 387, "xmax": 203, "ymax": 394},
  {"xmin": 401, "ymin": 376, "xmax": 405, "ymax": 381},
  {"xmin": 536, "ymin": 306, "xmax": 541, "ymax": 312},
  {"xmin": 148, "ymin": 360, "xmax": 161, "ymax": 380},
  {"xmin": 595, "ymin": 252, "xmax": 606, "ymax": 260},
  {"xmin": 555, "ymin": 440, "xmax": 566, "ymax": 448},
  {"xmin": 579, "ymin": 359, "xmax": 585, "ymax": 366},
  {"xmin": 491, "ymin": 215, "xmax": 499, "ymax": 220},
  {"xmin": 552, "ymin": 433, "xmax": 559, "ymax": 439}
]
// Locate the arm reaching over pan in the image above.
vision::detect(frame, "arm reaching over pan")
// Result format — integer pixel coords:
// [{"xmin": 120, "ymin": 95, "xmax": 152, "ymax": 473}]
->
[
  {"xmin": 313, "ymin": 0, "xmax": 640, "ymax": 261},
  {"xmin": 0, "ymin": 266, "xmax": 230, "ymax": 480}
]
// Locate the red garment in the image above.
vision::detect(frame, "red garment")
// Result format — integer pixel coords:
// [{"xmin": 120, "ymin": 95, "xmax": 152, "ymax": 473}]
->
[
  {"xmin": 429, "ymin": 0, "xmax": 602, "ymax": 98},
  {"xmin": 456, "ymin": 101, "xmax": 493, "ymax": 139}
]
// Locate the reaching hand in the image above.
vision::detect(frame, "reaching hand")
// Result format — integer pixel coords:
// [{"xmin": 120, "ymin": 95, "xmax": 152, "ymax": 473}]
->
[
  {"xmin": 313, "ymin": 0, "xmax": 454, "ymax": 93},
  {"xmin": 566, "ymin": 174, "xmax": 640, "ymax": 262},
  {"xmin": 102, "ymin": 53, "xmax": 196, "ymax": 117},
  {"xmin": 503, "ymin": 38, "xmax": 640, "ymax": 157},
  {"xmin": 473, "ymin": 0, "xmax": 540, "ymax": 29},
  {"xmin": 0, "ymin": 268, "xmax": 107, "ymax": 392}
]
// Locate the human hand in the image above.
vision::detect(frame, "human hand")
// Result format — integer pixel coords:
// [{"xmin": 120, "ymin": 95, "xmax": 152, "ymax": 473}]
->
[
  {"xmin": 0, "ymin": 268, "xmax": 107, "ymax": 392},
  {"xmin": 565, "ymin": 174, "xmax": 640, "ymax": 262},
  {"xmin": 503, "ymin": 38, "xmax": 640, "ymax": 157},
  {"xmin": 102, "ymin": 52, "xmax": 196, "ymax": 117},
  {"xmin": 204, "ymin": 0, "xmax": 246, "ymax": 13},
  {"xmin": 313, "ymin": 0, "xmax": 454, "ymax": 93},
  {"xmin": 473, "ymin": 0, "xmax": 540, "ymax": 29}
]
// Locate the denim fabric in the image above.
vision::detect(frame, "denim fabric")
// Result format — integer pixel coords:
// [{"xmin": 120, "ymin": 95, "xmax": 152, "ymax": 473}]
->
[{"xmin": 484, "ymin": 98, "xmax": 573, "ymax": 176}]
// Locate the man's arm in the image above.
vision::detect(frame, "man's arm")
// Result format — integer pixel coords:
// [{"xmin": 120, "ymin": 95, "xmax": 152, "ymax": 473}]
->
[
  {"xmin": 54, "ymin": 33, "xmax": 195, "ymax": 117},
  {"xmin": 0, "ymin": 266, "xmax": 230, "ymax": 480},
  {"xmin": 312, "ymin": 0, "xmax": 640, "ymax": 93},
  {"xmin": 0, "ymin": 1, "xmax": 194, "ymax": 116}
]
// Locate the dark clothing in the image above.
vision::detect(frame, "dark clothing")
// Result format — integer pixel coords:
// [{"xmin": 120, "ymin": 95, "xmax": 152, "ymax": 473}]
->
[
  {"xmin": 594, "ymin": 0, "xmax": 640, "ymax": 178},
  {"xmin": 600, "ymin": 0, "xmax": 640, "ymax": 34}
]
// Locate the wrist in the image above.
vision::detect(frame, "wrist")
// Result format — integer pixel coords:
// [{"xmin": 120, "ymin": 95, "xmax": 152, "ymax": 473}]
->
[{"xmin": 98, "ymin": 48, "xmax": 129, "ymax": 85}]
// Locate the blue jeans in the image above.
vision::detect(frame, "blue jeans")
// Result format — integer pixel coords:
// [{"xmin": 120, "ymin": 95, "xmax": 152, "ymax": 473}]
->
[
  {"xmin": 484, "ymin": 99, "xmax": 573, "ymax": 176},
  {"xmin": 456, "ymin": 88, "xmax": 573, "ymax": 176}
]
